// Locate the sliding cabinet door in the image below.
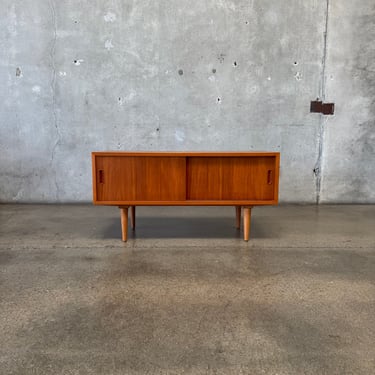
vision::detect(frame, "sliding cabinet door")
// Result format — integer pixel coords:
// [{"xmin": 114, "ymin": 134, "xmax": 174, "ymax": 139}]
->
[
  {"xmin": 95, "ymin": 156, "xmax": 186, "ymax": 202},
  {"xmin": 187, "ymin": 157, "xmax": 277, "ymax": 201}
]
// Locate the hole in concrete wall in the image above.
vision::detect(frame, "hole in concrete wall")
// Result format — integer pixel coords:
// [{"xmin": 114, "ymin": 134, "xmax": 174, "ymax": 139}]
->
[
  {"xmin": 294, "ymin": 61, "xmax": 298, "ymax": 66},
  {"xmin": 294, "ymin": 72, "xmax": 302, "ymax": 81},
  {"xmin": 156, "ymin": 128, "xmax": 160, "ymax": 132},
  {"xmin": 73, "ymin": 59, "xmax": 84, "ymax": 66},
  {"xmin": 217, "ymin": 97, "xmax": 221, "ymax": 103},
  {"xmin": 245, "ymin": 21, "xmax": 249, "ymax": 25},
  {"xmin": 178, "ymin": 69, "xmax": 184, "ymax": 75},
  {"xmin": 233, "ymin": 61, "xmax": 237, "ymax": 67},
  {"xmin": 212, "ymin": 68, "xmax": 216, "ymax": 74},
  {"xmin": 16, "ymin": 67, "xmax": 22, "ymax": 77}
]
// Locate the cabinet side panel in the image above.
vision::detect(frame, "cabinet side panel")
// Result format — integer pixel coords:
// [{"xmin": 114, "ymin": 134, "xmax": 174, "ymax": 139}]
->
[
  {"xmin": 273, "ymin": 153, "xmax": 280, "ymax": 203},
  {"xmin": 92, "ymin": 153, "xmax": 98, "ymax": 202},
  {"xmin": 187, "ymin": 157, "xmax": 277, "ymax": 201}
]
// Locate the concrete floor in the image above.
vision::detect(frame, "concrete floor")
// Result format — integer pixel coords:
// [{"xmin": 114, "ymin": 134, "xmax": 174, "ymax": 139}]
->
[{"xmin": 0, "ymin": 205, "xmax": 374, "ymax": 375}]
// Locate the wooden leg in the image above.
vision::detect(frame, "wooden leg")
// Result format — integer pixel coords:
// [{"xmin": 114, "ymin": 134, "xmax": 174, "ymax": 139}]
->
[
  {"xmin": 130, "ymin": 206, "xmax": 136, "ymax": 230},
  {"xmin": 243, "ymin": 207, "xmax": 252, "ymax": 242},
  {"xmin": 120, "ymin": 207, "xmax": 129, "ymax": 242},
  {"xmin": 235, "ymin": 206, "xmax": 241, "ymax": 229}
]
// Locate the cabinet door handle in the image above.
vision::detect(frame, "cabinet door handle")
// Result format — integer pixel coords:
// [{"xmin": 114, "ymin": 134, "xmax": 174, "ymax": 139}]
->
[
  {"xmin": 267, "ymin": 170, "xmax": 273, "ymax": 185},
  {"xmin": 98, "ymin": 170, "xmax": 104, "ymax": 184}
]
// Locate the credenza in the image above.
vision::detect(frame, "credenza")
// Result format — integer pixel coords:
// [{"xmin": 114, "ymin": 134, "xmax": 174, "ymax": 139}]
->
[{"xmin": 92, "ymin": 152, "xmax": 280, "ymax": 241}]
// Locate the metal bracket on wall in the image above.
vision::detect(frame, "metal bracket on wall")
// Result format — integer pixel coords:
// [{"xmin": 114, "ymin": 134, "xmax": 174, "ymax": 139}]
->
[{"xmin": 310, "ymin": 100, "xmax": 335, "ymax": 115}]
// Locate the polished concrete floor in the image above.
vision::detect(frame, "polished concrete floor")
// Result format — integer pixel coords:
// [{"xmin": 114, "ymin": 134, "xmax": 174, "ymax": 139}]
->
[{"xmin": 0, "ymin": 205, "xmax": 374, "ymax": 374}]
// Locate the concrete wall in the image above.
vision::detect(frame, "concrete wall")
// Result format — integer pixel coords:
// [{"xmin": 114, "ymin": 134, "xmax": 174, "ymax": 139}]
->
[
  {"xmin": 0, "ymin": 0, "xmax": 374, "ymax": 203},
  {"xmin": 321, "ymin": 1, "xmax": 375, "ymax": 203}
]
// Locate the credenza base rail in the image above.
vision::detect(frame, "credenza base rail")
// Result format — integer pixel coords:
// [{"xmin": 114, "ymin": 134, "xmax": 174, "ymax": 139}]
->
[{"xmin": 119, "ymin": 205, "xmax": 254, "ymax": 242}]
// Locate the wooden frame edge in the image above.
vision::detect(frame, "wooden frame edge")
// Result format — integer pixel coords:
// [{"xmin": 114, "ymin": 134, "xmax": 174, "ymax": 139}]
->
[{"xmin": 91, "ymin": 153, "xmax": 98, "ymax": 204}]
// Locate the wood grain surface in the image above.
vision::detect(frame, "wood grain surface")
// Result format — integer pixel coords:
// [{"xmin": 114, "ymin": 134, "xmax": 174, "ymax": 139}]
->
[
  {"xmin": 94, "ymin": 156, "xmax": 186, "ymax": 202},
  {"xmin": 187, "ymin": 157, "xmax": 276, "ymax": 200},
  {"xmin": 92, "ymin": 152, "xmax": 279, "ymax": 205}
]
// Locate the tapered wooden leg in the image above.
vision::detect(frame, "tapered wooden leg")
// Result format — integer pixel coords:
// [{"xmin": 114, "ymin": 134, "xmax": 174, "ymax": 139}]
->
[
  {"xmin": 131, "ymin": 206, "xmax": 136, "ymax": 230},
  {"xmin": 235, "ymin": 206, "xmax": 241, "ymax": 229},
  {"xmin": 120, "ymin": 207, "xmax": 129, "ymax": 242},
  {"xmin": 243, "ymin": 207, "xmax": 252, "ymax": 242}
]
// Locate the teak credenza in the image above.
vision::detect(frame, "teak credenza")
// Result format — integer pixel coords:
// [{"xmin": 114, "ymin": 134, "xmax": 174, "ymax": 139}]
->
[{"xmin": 92, "ymin": 152, "xmax": 280, "ymax": 241}]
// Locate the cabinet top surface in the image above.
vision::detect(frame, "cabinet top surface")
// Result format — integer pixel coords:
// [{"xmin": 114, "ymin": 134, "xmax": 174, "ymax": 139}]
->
[{"xmin": 92, "ymin": 151, "xmax": 280, "ymax": 157}]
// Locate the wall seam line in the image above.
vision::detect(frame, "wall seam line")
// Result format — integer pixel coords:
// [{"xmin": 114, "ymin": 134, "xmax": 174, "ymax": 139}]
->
[
  {"xmin": 49, "ymin": 0, "xmax": 61, "ymax": 200},
  {"xmin": 315, "ymin": 0, "xmax": 330, "ymax": 204}
]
